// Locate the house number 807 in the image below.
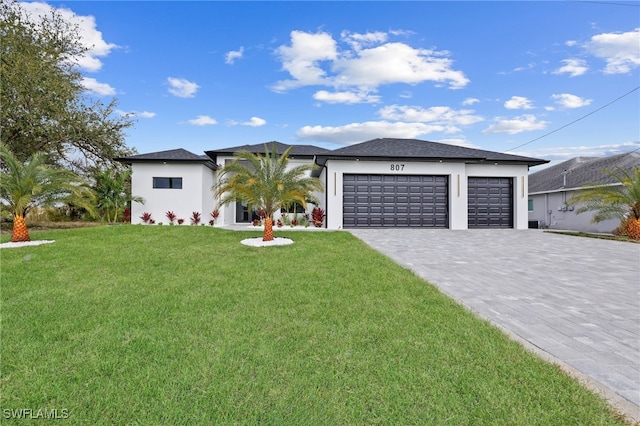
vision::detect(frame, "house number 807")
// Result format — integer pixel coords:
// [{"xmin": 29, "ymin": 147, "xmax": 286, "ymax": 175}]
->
[{"xmin": 390, "ymin": 164, "xmax": 405, "ymax": 171}]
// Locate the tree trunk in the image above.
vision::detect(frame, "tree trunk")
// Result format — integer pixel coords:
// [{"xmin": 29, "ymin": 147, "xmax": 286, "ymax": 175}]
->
[
  {"xmin": 11, "ymin": 214, "xmax": 31, "ymax": 242},
  {"xmin": 263, "ymin": 216, "xmax": 274, "ymax": 241}
]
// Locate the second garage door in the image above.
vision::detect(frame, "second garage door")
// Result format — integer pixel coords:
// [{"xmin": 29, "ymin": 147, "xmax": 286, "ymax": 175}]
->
[
  {"xmin": 468, "ymin": 177, "xmax": 513, "ymax": 228},
  {"xmin": 343, "ymin": 174, "xmax": 448, "ymax": 228}
]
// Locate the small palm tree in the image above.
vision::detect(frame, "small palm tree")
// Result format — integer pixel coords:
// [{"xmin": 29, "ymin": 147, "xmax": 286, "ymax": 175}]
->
[
  {"xmin": 568, "ymin": 166, "xmax": 640, "ymax": 238},
  {"xmin": 93, "ymin": 167, "xmax": 144, "ymax": 223},
  {"xmin": 214, "ymin": 143, "xmax": 323, "ymax": 241},
  {"xmin": 0, "ymin": 144, "xmax": 95, "ymax": 242}
]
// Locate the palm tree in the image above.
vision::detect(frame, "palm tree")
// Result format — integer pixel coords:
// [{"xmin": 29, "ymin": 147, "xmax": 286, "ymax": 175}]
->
[
  {"xmin": 568, "ymin": 166, "xmax": 640, "ymax": 238},
  {"xmin": 0, "ymin": 144, "xmax": 95, "ymax": 242},
  {"xmin": 93, "ymin": 167, "xmax": 144, "ymax": 223},
  {"xmin": 214, "ymin": 143, "xmax": 323, "ymax": 241}
]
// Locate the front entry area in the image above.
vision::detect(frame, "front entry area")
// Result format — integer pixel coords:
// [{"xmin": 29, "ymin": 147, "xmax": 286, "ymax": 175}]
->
[{"xmin": 342, "ymin": 174, "xmax": 449, "ymax": 228}]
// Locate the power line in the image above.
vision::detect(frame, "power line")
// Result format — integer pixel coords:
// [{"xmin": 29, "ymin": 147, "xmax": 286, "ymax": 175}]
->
[{"xmin": 505, "ymin": 86, "xmax": 640, "ymax": 153}]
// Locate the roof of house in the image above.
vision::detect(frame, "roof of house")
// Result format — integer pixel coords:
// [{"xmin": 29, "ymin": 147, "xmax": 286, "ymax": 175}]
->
[
  {"xmin": 115, "ymin": 148, "xmax": 217, "ymax": 169},
  {"xmin": 117, "ymin": 138, "xmax": 550, "ymax": 171},
  {"xmin": 205, "ymin": 141, "xmax": 330, "ymax": 163},
  {"xmin": 528, "ymin": 152, "xmax": 640, "ymax": 193},
  {"xmin": 314, "ymin": 138, "xmax": 549, "ymax": 167}
]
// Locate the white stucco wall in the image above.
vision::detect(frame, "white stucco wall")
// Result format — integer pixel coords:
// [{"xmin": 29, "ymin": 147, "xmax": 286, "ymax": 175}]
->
[
  {"xmin": 323, "ymin": 160, "xmax": 531, "ymax": 230},
  {"xmin": 529, "ymin": 189, "xmax": 620, "ymax": 233},
  {"xmin": 130, "ymin": 162, "xmax": 216, "ymax": 225}
]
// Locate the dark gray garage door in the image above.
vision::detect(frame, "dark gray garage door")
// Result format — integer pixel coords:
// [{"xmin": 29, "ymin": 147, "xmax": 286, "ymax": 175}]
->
[
  {"xmin": 468, "ymin": 177, "xmax": 513, "ymax": 228},
  {"xmin": 343, "ymin": 174, "xmax": 448, "ymax": 228}
]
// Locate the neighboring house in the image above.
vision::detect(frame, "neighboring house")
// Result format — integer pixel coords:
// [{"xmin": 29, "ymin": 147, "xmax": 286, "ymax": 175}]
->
[
  {"xmin": 117, "ymin": 138, "xmax": 548, "ymax": 229},
  {"xmin": 528, "ymin": 152, "xmax": 640, "ymax": 233}
]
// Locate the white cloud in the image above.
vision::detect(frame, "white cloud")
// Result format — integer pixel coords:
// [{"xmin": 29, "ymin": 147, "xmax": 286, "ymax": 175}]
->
[
  {"xmin": 117, "ymin": 110, "xmax": 156, "ymax": 119},
  {"xmin": 20, "ymin": 1, "xmax": 118, "ymax": 72},
  {"xmin": 334, "ymin": 42, "xmax": 469, "ymax": 90},
  {"xmin": 272, "ymin": 31, "xmax": 338, "ymax": 92},
  {"xmin": 81, "ymin": 77, "xmax": 115, "ymax": 96},
  {"xmin": 483, "ymin": 114, "xmax": 548, "ymax": 135},
  {"xmin": 272, "ymin": 30, "xmax": 469, "ymax": 97},
  {"xmin": 296, "ymin": 121, "xmax": 452, "ymax": 144},
  {"xmin": 527, "ymin": 141, "xmax": 640, "ymax": 163},
  {"xmin": 187, "ymin": 115, "xmax": 217, "ymax": 126},
  {"xmin": 553, "ymin": 59, "xmax": 588, "ymax": 77},
  {"xmin": 341, "ymin": 30, "xmax": 388, "ymax": 50},
  {"xmin": 229, "ymin": 116, "xmax": 266, "ymax": 127},
  {"xmin": 167, "ymin": 77, "xmax": 199, "ymax": 98},
  {"xmin": 225, "ymin": 47, "xmax": 244, "ymax": 65},
  {"xmin": 246, "ymin": 116, "xmax": 266, "ymax": 127},
  {"xmin": 378, "ymin": 105, "xmax": 483, "ymax": 127},
  {"xmin": 584, "ymin": 28, "xmax": 640, "ymax": 74},
  {"xmin": 462, "ymin": 97, "xmax": 479, "ymax": 106},
  {"xmin": 550, "ymin": 93, "xmax": 592, "ymax": 109},
  {"xmin": 504, "ymin": 96, "xmax": 534, "ymax": 110},
  {"xmin": 313, "ymin": 90, "xmax": 380, "ymax": 104}
]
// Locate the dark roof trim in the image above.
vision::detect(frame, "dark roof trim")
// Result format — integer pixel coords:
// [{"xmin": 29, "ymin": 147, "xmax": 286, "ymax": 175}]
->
[
  {"xmin": 115, "ymin": 148, "xmax": 217, "ymax": 170},
  {"xmin": 315, "ymin": 138, "xmax": 548, "ymax": 168},
  {"xmin": 205, "ymin": 141, "xmax": 330, "ymax": 163}
]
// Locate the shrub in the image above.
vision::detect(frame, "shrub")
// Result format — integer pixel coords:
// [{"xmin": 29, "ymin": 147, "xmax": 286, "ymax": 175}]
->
[
  {"xmin": 166, "ymin": 211, "xmax": 177, "ymax": 224},
  {"xmin": 177, "ymin": 218, "xmax": 185, "ymax": 225},
  {"xmin": 140, "ymin": 212, "xmax": 153, "ymax": 224},
  {"xmin": 190, "ymin": 212, "xmax": 201, "ymax": 225},
  {"xmin": 312, "ymin": 207, "xmax": 325, "ymax": 227},
  {"xmin": 210, "ymin": 209, "xmax": 219, "ymax": 226}
]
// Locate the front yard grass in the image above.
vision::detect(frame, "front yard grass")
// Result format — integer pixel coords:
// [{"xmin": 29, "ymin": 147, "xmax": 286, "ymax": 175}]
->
[{"xmin": 0, "ymin": 225, "xmax": 629, "ymax": 424}]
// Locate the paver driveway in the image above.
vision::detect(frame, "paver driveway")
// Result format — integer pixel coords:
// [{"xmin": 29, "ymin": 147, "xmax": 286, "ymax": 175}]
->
[{"xmin": 349, "ymin": 228, "xmax": 640, "ymax": 421}]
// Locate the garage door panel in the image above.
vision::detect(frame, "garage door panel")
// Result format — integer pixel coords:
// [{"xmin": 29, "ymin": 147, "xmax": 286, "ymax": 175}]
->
[
  {"xmin": 343, "ymin": 174, "xmax": 448, "ymax": 228},
  {"xmin": 468, "ymin": 177, "xmax": 513, "ymax": 228}
]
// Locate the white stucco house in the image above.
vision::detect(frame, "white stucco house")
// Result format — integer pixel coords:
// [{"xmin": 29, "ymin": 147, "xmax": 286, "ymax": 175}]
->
[
  {"xmin": 528, "ymin": 152, "xmax": 640, "ymax": 233},
  {"xmin": 117, "ymin": 138, "xmax": 548, "ymax": 230}
]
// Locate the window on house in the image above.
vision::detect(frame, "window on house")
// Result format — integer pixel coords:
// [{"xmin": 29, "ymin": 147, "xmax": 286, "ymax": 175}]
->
[
  {"xmin": 153, "ymin": 177, "xmax": 183, "ymax": 189},
  {"xmin": 281, "ymin": 202, "xmax": 305, "ymax": 214},
  {"xmin": 528, "ymin": 199, "xmax": 533, "ymax": 212}
]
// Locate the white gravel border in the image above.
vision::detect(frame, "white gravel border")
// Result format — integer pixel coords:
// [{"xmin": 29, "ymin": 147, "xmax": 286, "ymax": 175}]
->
[
  {"xmin": 0, "ymin": 240, "xmax": 55, "ymax": 249},
  {"xmin": 240, "ymin": 237, "xmax": 294, "ymax": 247}
]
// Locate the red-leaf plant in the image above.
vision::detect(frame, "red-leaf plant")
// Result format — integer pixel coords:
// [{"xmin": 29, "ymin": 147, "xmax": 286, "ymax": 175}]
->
[
  {"xmin": 165, "ymin": 211, "xmax": 177, "ymax": 224},
  {"xmin": 190, "ymin": 211, "xmax": 201, "ymax": 225},
  {"xmin": 312, "ymin": 207, "xmax": 325, "ymax": 227},
  {"xmin": 140, "ymin": 212, "xmax": 153, "ymax": 224}
]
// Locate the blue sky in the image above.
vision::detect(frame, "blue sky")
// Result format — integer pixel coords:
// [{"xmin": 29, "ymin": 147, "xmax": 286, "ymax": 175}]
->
[{"xmin": 24, "ymin": 1, "xmax": 640, "ymax": 170}]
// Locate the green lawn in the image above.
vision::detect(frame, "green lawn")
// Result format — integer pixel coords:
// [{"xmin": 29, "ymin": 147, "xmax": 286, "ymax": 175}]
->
[{"xmin": 0, "ymin": 225, "xmax": 627, "ymax": 424}]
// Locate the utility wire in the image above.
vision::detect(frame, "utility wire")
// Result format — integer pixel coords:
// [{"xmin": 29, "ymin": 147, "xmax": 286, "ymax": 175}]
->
[{"xmin": 505, "ymin": 86, "xmax": 640, "ymax": 152}]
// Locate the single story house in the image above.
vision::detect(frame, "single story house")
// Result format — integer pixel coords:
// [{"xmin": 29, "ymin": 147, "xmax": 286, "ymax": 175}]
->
[
  {"xmin": 528, "ymin": 152, "xmax": 640, "ymax": 233},
  {"xmin": 117, "ymin": 138, "xmax": 548, "ymax": 230}
]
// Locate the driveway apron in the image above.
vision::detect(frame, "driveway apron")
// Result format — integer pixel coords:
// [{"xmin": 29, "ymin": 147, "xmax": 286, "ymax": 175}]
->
[{"xmin": 348, "ymin": 228, "xmax": 640, "ymax": 420}]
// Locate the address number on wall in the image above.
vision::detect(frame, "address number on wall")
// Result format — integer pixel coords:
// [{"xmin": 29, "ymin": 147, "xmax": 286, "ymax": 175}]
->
[{"xmin": 390, "ymin": 164, "xmax": 405, "ymax": 171}]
